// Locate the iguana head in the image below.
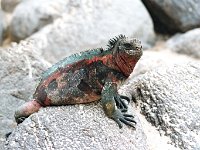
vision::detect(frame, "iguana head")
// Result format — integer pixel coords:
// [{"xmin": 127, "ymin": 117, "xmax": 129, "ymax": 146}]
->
[{"xmin": 107, "ymin": 35, "xmax": 143, "ymax": 76}]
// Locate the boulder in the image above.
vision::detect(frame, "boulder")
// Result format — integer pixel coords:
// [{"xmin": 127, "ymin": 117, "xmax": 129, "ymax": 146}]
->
[
  {"xmin": 122, "ymin": 62, "xmax": 200, "ymax": 149},
  {"xmin": 142, "ymin": 0, "xmax": 200, "ymax": 34},
  {"xmin": 26, "ymin": 0, "xmax": 155, "ymax": 63},
  {"xmin": 0, "ymin": 40, "xmax": 50, "ymax": 147},
  {"xmin": 166, "ymin": 28, "xmax": 200, "ymax": 59},
  {"xmin": 5, "ymin": 103, "xmax": 149, "ymax": 150},
  {"xmin": 131, "ymin": 49, "xmax": 199, "ymax": 77},
  {"xmin": 4, "ymin": 50, "xmax": 192, "ymax": 150},
  {"xmin": 10, "ymin": 0, "xmax": 69, "ymax": 41}
]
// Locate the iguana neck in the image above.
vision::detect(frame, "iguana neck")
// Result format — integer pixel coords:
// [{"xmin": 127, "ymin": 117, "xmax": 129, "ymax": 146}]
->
[
  {"xmin": 93, "ymin": 53, "xmax": 136, "ymax": 77},
  {"xmin": 113, "ymin": 51, "xmax": 138, "ymax": 77}
]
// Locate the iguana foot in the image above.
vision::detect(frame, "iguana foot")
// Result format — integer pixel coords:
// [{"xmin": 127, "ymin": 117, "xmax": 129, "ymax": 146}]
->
[
  {"xmin": 112, "ymin": 109, "xmax": 136, "ymax": 129},
  {"xmin": 16, "ymin": 116, "xmax": 27, "ymax": 124},
  {"xmin": 114, "ymin": 95, "xmax": 130, "ymax": 112}
]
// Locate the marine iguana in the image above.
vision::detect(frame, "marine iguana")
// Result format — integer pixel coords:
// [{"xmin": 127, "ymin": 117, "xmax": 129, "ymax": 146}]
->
[{"xmin": 15, "ymin": 35, "xmax": 143, "ymax": 128}]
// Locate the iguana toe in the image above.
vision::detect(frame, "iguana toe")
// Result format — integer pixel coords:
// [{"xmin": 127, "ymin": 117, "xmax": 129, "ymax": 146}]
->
[
  {"xmin": 120, "ymin": 95, "xmax": 131, "ymax": 103},
  {"xmin": 112, "ymin": 109, "xmax": 136, "ymax": 129},
  {"xmin": 114, "ymin": 95, "xmax": 130, "ymax": 111}
]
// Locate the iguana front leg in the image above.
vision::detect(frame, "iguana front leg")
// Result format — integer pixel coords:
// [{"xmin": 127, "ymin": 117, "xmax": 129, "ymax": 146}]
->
[{"xmin": 101, "ymin": 81, "xmax": 136, "ymax": 129}]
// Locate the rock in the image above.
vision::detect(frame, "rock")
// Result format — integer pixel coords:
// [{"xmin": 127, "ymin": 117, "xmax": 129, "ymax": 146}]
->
[
  {"xmin": 0, "ymin": 40, "xmax": 50, "ymax": 147},
  {"xmin": 10, "ymin": 0, "xmax": 69, "ymax": 41},
  {"xmin": 0, "ymin": 10, "xmax": 7, "ymax": 45},
  {"xmin": 5, "ymin": 50, "xmax": 191, "ymax": 150},
  {"xmin": 131, "ymin": 49, "xmax": 199, "ymax": 77},
  {"xmin": 141, "ymin": 0, "xmax": 200, "ymax": 34},
  {"xmin": 1, "ymin": 0, "xmax": 22, "ymax": 12},
  {"xmin": 27, "ymin": 0, "xmax": 155, "ymax": 63},
  {"xmin": 165, "ymin": 28, "xmax": 200, "ymax": 59},
  {"xmin": 5, "ymin": 103, "xmax": 149, "ymax": 150},
  {"xmin": 122, "ymin": 63, "xmax": 200, "ymax": 149}
]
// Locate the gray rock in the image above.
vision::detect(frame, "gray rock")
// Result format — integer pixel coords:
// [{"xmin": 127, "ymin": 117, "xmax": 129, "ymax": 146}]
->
[
  {"xmin": 142, "ymin": 0, "xmax": 200, "ymax": 33},
  {"xmin": 123, "ymin": 63, "xmax": 200, "ymax": 149},
  {"xmin": 0, "ymin": 10, "xmax": 7, "ymax": 45},
  {"xmin": 5, "ymin": 50, "xmax": 190, "ymax": 150},
  {"xmin": 28, "ymin": 0, "xmax": 155, "ymax": 63},
  {"xmin": 0, "ymin": 40, "xmax": 50, "ymax": 147},
  {"xmin": 131, "ymin": 49, "xmax": 199, "ymax": 77},
  {"xmin": 10, "ymin": 0, "xmax": 69, "ymax": 41},
  {"xmin": 1, "ymin": 0, "xmax": 22, "ymax": 12},
  {"xmin": 166, "ymin": 28, "xmax": 200, "ymax": 59},
  {"xmin": 5, "ymin": 103, "xmax": 149, "ymax": 150}
]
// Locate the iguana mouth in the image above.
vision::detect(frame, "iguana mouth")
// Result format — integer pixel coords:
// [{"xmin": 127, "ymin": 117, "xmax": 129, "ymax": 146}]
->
[{"xmin": 124, "ymin": 47, "xmax": 142, "ymax": 58}]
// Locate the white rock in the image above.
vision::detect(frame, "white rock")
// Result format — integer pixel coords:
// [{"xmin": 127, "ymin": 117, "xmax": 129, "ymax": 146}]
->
[
  {"xmin": 166, "ymin": 28, "xmax": 200, "ymax": 59},
  {"xmin": 0, "ymin": 40, "xmax": 50, "ymax": 145},
  {"xmin": 26, "ymin": 0, "xmax": 155, "ymax": 62},
  {"xmin": 123, "ymin": 62, "xmax": 200, "ymax": 149},
  {"xmin": 10, "ymin": 0, "xmax": 69, "ymax": 41}
]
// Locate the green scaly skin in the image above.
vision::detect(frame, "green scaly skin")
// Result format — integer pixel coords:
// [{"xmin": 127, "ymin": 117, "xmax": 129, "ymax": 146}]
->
[{"xmin": 15, "ymin": 35, "xmax": 143, "ymax": 129}]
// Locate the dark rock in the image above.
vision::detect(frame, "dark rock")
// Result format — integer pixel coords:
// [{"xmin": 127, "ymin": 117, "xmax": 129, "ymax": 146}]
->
[
  {"xmin": 142, "ymin": 0, "xmax": 200, "ymax": 34},
  {"xmin": 123, "ymin": 63, "xmax": 200, "ymax": 149},
  {"xmin": 166, "ymin": 28, "xmax": 200, "ymax": 59}
]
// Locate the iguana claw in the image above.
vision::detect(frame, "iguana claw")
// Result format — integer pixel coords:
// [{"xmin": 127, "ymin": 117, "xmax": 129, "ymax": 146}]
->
[{"xmin": 112, "ymin": 109, "xmax": 136, "ymax": 129}]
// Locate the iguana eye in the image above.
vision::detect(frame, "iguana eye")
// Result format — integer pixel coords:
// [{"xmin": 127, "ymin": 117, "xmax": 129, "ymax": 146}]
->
[{"xmin": 123, "ymin": 43, "xmax": 132, "ymax": 49}]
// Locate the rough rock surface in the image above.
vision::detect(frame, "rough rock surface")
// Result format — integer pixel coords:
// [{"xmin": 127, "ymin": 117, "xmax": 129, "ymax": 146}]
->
[
  {"xmin": 166, "ymin": 28, "xmax": 200, "ymax": 59},
  {"xmin": 0, "ymin": 40, "xmax": 50, "ymax": 148},
  {"xmin": 1, "ymin": 0, "xmax": 22, "ymax": 12},
  {"xmin": 27, "ymin": 0, "xmax": 155, "ymax": 63},
  {"xmin": 142, "ymin": 0, "xmax": 200, "ymax": 34},
  {"xmin": 5, "ymin": 102, "xmax": 149, "ymax": 150},
  {"xmin": 131, "ymin": 50, "xmax": 199, "ymax": 78},
  {"xmin": 3, "ymin": 50, "xmax": 192, "ymax": 150},
  {"xmin": 122, "ymin": 63, "xmax": 200, "ymax": 149},
  {"xmin": 10, "ymin": 0, "xmax": 69, "ymax": 41}
]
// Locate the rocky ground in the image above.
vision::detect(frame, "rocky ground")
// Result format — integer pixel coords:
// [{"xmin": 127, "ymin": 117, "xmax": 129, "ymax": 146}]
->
[{"xmin": 1, "ymin": 0, "xmax": 200, "ymax": 150}]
